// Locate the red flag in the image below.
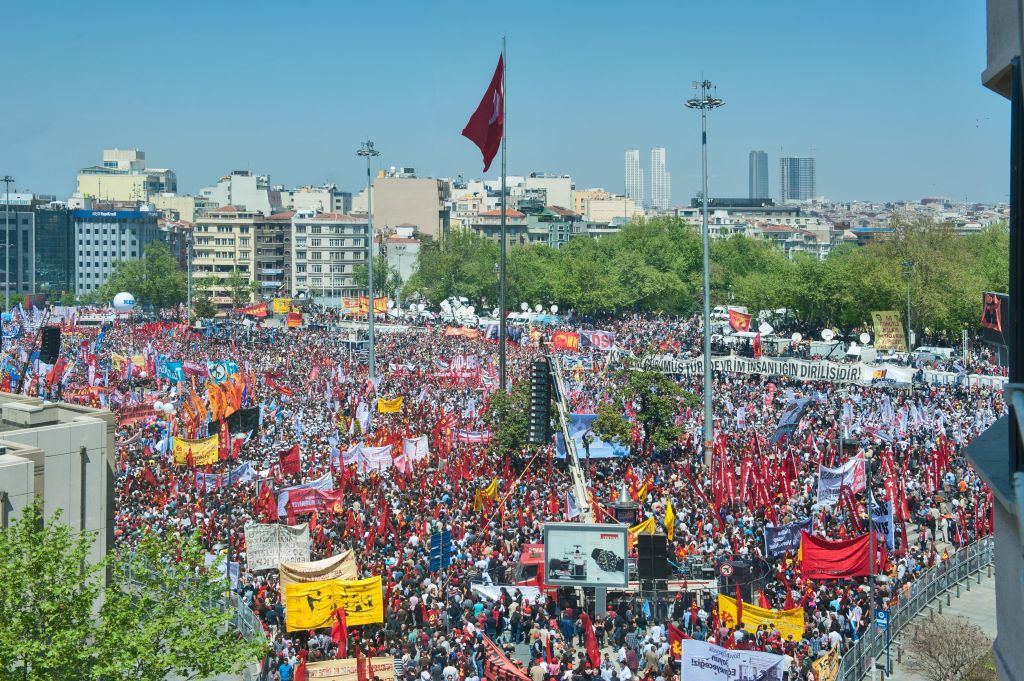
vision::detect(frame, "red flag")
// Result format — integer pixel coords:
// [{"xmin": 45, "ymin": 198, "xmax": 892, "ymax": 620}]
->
[
  {"xmin": 752, "ymin": 333, "xmax": 762, "ymax": 359},
  {"xmin": 667, "ymin": 623, "xmax": 687, "ymax": 659},
  {"xmin": 800, "ymin": 531, "xmax": 882, "ymax": 579},
  {"xmin": 728, "ymin": 308, "xmax": 752, "ymax": 332},
  {"xmin": 735, "ymin": 585, "xmax": 744, "ymax": 628},
  {"xmin": 581, "ymin": 612, "xmax": 601, "ymax": 669},
  {"xmin": 462, "ymin": 55, "xmax": 504, "ymax": 172},
  {"xmin": 279, "ymin": 444, "xmax": 300, "ymax": 476},
  {"xmin": 757, "ymin": 590, "xmax": 771, "ymax": 609},
  {"xmin": 331, "ymin": 606, "xmax": 348, "ymax": 657}
]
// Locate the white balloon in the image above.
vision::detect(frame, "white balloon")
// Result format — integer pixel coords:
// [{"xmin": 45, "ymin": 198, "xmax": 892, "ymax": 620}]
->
[
  {"xmin": 520, "ymin": 302, "xmax": 529, "ymax": 312},
  {"xmin": 153, "ymin": 400, "xmax": 164, "ymax": 412},
  {"xmin": 859, "ymin": 332, "xmax": 871, "ymax": 344},
  {"xmin": 112, "ymin": 292, "xmax": 136, "ymax": 312},
  {"xmin": 534, "ymin": 304, "xmax": 543, "ymax": 313},
  {"xmin": 139, "ymin": 371, "xmax": 148, "ymax": 379},
  {"xmin": 550, "ymin": 305, "xmax": 558, "ymax": 314},
  {"xmin": 163, "ymin": 402, "xmax": 175, "ymax": 414}
]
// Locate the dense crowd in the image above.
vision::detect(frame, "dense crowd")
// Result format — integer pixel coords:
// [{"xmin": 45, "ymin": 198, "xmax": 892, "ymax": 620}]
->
[{"xmin": 13, "ymin": 303, "xmax": 999, "ymax": 681}]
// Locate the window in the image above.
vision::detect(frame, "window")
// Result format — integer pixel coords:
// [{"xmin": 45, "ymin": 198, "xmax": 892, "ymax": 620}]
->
[
  {"xmin": 309, "ymin": 252, "xmax": 322, "ymax": 260},
  {"xmin": 295, "ymin": 264, "xmax": 306, "ymax": 273},
  {"xmin": 312, "ymin": 264, "xmax": 322, "ymax": 273},
  {"xmin": 329, "ymin": 239, "xmax": 342, "ymax": 247},
  {"xmin": 310, "ymin": 239, "xmax": 322, "ymax": 247},
  {"xmin": 311, "ymin": 226, "xmax": 322, "ymax": 234},
  {"xmin": 295, "ymin": 237, "xmax": 306, "ymax": 247},
  {"xmin": 295, "ymin": 225, "xmax": 306, "ymax": 234},
  {"xmin": 295, "ymin": 251, "xmax": 306, "ymax": 260}
]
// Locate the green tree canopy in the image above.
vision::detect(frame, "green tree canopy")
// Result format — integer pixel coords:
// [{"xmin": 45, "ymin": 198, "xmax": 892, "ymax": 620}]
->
[
  {"xmin": 96, "ymin": 241, "xmax": 187, "ymax": 310},
  {"xmin": 592, "ymin": 369, "xmax": 699, "ymax": 456},
  {"xmin": 354, "ymin": 255, "xmax": 403, "ymax": 299}
]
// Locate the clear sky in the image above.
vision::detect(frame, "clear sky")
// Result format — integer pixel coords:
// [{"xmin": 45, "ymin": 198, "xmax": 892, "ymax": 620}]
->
[{"xmin": 3, "ymin": 0, "xmax": 1010, "ymax": 203}]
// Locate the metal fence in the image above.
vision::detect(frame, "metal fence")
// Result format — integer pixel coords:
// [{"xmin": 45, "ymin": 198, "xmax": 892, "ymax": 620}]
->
[{"xmin": 834, "ymin": 537, "xmax": 994, "ymax": 681}]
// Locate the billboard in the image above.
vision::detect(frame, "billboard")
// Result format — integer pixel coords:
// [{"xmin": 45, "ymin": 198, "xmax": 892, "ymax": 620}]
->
[
  {"xmin": 542, "ymin": 523, "xmax": 628, "ymax": 587},
  {"xmin": 681, "ymin": 640, "xmax": 784, "ymax": 681},
  {"xmin": 981, "ymin": 291, "xmax": 1008, "ymax": 347}
]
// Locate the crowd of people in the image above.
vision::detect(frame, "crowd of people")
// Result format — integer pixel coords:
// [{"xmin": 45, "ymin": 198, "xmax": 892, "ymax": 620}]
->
[{"xmin": 12, "ymin": 302, "xmax": 999, "ymax": 681}]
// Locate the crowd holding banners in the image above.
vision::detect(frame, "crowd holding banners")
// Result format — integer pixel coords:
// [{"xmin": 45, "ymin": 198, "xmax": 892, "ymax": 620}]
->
[{"xmin": 9, "ymin": 300, "xmax": 1003, "ymax": 681}]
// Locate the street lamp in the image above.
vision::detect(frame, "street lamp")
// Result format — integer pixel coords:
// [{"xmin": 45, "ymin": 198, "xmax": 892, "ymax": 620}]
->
[
  {"xmin": 2, "ymin": 175, "xmax": 13, "ymax": 312},
  {"xmin": 357, "ymin": 141, "xmax": 381, "ymax": 384},
  {"xmin": 685, "ymin": 80, "xmax": 724, "ymax": 467},
  {"xmin": 901, "ymin": 260, "xmax": 915, "ymax": 350}
]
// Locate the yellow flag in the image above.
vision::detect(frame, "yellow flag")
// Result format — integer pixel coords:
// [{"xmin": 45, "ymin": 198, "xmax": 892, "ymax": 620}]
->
[
  {"xmin": 284, "ymin": 576, "xmax": 383, "ymax": 631},
  {"xmin": 664, "ymin": 498, "xmax": 676, "ymax": 541},
  {"xmin": 635, "ymin": 480, "xmax": 651, "ymax": 502},
  {"xmin": 111, "ymin": 353, "xmax": 128, "ymax": 371},
  {"xmin": 717, "ymin": 594, "xmax": 804, "ymax": 641},
  {"xmin": 272, "ymin": 297, "xmax": 292, "ymax": 314},
  {"xmin": 483, "ymin": 477, "xmax": 498, "ymax": 498},
  {"xmin": 377, "ymin": 396, "xmax": 403, "ymax": 413},
  {"xmin": 629, "ymin": 517, "xmax": 656, "ymax": 536},
  {"xmin": 171, "ymin": 434, "xmax": 220, "ymax": 466}
]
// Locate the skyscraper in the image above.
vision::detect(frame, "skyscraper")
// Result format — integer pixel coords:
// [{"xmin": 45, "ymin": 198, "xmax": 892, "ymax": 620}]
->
[
  {"xmin": 779, "ymin": 157, "xmax": 816, "ymax": 202},
  {"xmin": 748, "ymin": 150, "xmax": 769, "ymax": 200},
  {"xmin": 650, "ymin": 147, "xmax": 671, "ymax": 210},
  {"xmin": 624, "ymin": 149, "xmax": 644, "ymax": 208}
]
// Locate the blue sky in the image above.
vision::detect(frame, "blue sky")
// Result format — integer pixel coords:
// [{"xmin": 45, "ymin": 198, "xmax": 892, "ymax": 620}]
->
[{"xmin": 3, "ymin": 0, "xmax": 1009, "ymax": 203}]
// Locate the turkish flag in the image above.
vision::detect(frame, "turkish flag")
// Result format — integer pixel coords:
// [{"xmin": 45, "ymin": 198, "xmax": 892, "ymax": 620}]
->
[
  {"xmin": 581, "ymin": 612, "xmax": 601, "ymax": 668},
  {"xmin": 462, "ymin": 55, "xmax": 504, "ymax": 172}
]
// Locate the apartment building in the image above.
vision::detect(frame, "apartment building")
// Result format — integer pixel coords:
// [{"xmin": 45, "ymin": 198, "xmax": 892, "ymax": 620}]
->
[
  {"xmin": 290, "ymin": 211, "xmax": 369, "ymax": 303},
  {"xmin": 192, "ymin": 206, "xmax": 257, "ymax": 307}
]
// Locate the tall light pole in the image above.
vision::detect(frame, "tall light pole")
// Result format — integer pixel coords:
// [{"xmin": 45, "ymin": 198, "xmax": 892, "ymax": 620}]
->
[
  {"xmin": 2, "ymin": 175, "xmax": 13, "ymax": 312},
  {"xmin": 901, "ymin": 260, "xmax": 915, "ymax": 350},
  {"xmin": 686, "ymin": 80, "xmax": 724, "ymax": 467},
  {"xmin": 357, "ymin": 141, "xmax": 381, "ymax": 384}
]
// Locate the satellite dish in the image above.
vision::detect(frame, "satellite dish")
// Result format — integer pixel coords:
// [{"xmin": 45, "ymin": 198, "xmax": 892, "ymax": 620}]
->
[
  {"xmin": 534, "ymin": 304, "xmax": 543, "ymax": 313},
  {"xmin": 387, "ymin": 300, "xmax": 395, "ymax": 309},
  {"xmin": 112, "ymin": 292, "xmax": 136, "ymax": 312},
  {"xmin": 153, "ymin": 400, "xmax": 164, "ymax": 413},
  {"xmin": 466, "ymin": 306, "xmax": 475, "ymax": 316},
  {"xmin": 163, "ymin": 402, "xmax": 175, "ymax": 414},
  {"xmin": 491, "ymin": 308, "xmax": 499, "ymax": 318},
  {"xmin": 520, "ymin": 302, "xmax": 529, "ymax": 312},
  {"xmin": 859, "ymin": 332, "xmax": 871, "ymax": 344},
  {"xmin": 550, "ymin": 305, "xmax": 559, "ymax": 314},
  {"xmin": 821, "ymin": 329, "xmax": 835, "ymax": 341},
  {"xmin": 849, "ymin": 341, "xmax": 858, "ymax": 349},
  {"xmin": 791, "ymin": 332, "xmax": 802, "ymax": 343}
]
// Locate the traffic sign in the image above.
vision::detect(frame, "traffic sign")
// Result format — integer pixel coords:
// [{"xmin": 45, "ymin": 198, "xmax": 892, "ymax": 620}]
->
[
  {"xmin": 719, "ymin": 563, "xmax": 735, "ymax": 578},
  {"xmin": 874, "ymin": 609, "xmax": 889, "ymax": 630}
]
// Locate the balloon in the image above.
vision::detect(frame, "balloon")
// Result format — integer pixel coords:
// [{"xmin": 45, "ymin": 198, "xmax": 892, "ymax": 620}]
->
[
  {"xmin": 162, "ymin": 403, "xmax": 175, "ymax": 414},
  {"xmin": 112, "ymin": 292, "xmax": 136, "ymax": 312},
  {"xmin": 153, "ymin": 400, "xmax": 164, "ymax": 412}
]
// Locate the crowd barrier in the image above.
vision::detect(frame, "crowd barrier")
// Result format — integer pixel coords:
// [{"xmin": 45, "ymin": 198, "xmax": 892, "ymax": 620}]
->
[
  {"xmin": 920, "ymin": 369, "xmax": 1008, "ymax": 390},
  {"xmin": 835, "ymin": 537, "xmax": 994, "ymax": 681}
]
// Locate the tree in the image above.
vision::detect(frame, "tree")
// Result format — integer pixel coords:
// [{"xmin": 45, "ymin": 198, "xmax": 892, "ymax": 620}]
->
[
  {"xmin": 906, "ymin": 615, "xmax": 991, "ymax": 681},
  {"xmin": 95, "ymin": 531, "xmax": 267, "ymax": 681},
  {"xmin": 0, "ymin": 499, "xmax": 101, "ymax": 681},
  {"xmin": 222, "ymin": 267, "xmax": 258, "ymax": 307},
  {"xmin": 96, "ymin": 241, "xmax": 187, "ymax": 310},
  {"xmin": 353, "ymin": 255, "xmax": 403, "ymax": 299},
  {"xmin": 484, "ymin": 380, "xmax": 535, "ymax": 458},
  {"xmin": 592, "ymin": 370, "xmax": 698, "ymax": 456},
  {"xmin": 191, "ymin": 276, "xmax": 219, "ymax": 319}
]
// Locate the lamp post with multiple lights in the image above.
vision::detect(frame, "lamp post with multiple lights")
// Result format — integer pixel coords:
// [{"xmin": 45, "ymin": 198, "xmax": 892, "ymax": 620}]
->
[{"xmin": 357, "ymin": 141, "xmax": 381, "ymax": 384}]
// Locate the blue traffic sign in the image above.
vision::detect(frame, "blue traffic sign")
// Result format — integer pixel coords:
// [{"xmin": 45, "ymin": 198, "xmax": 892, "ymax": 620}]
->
[{"xmin": 874, "ymin": 609, "xmax": 889, "ymax": 630}]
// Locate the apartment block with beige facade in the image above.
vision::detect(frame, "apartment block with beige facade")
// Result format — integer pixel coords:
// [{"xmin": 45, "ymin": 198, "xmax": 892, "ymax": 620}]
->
[{"xmin": 192, "ymin": 206, "xmax": 257, "ymax": 307}]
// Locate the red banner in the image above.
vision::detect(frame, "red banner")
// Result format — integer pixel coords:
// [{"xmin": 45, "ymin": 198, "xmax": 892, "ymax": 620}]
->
[
  {"xmin": 237, "ymin": 302, "xmax": 268, "ymax": 318},
  {"xmin": 728, "ymin": 308, "xmax": 752, "ymax": 332},
  {"xmin": 481, "ymin": 634, "xmax": 530, "ymax": 681},
  {"xmin": 551, "ymin": 331, "xmax": 580, "ymax": 351},
  {"xmin": 286, "ymin": 488, "xmax": 344, "ymax": 517},
  {"xmin": 286, "ymin": 311, "xmax": 303, "ymax": 328},
  {"xmin": 801, "ymin": 531, "xmax": 883, "ymax": 579},
  {"xmin": 279, "ymin": 444, "xmax": 300, "ymax": 475},
  {"xmin": 981, "ymin": 292, "xmax": 1003, "ymax": 332},
  {"xmin": 444, "ymin": 327, "xmax": 480, "ymax": 339}
]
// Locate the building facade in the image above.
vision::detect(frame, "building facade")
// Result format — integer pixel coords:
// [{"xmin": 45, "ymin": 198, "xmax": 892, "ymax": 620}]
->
[
  {"xmin": 72, "ymin": 208, "xmax": 160, "ymax": 297},
  {"xmin": 34, "ymin": 206, "xmax": 74, "ymax": 299},
  {"xmin": 0, "ymin": 210, "xmax": 36, "ymax": 301},
  {"xmin": 289, "ymin": 211, "xmax": 369, "ymax": 302},
  {"xmin": 779, "ymin": 157, "xmax": 816, "ymax": 202},
  {"xmin": 192, "ymin": 206, "xmax": 258, "ymax": 308},
  {"xmin": 749, "ymin": 150, "xmax": 769, "ymax": 199},
  {"xmin": 624, "ymin": 150, "xmax": 645, "ymax": 208},
  {"xmin": 75, "ymin": 149, "xmax": 176, "ymax": 202},
  {"xmin": 466, "ymin": 209, "xmax": 529, "ymax": 247},
  {"xmin": 523, "ymin": 174, "xmax": 574, "ymax": 211},
  {"xmin": 649, "ymin": 148, "xmax": 671, "ymax": 210},
  {"xmin": 200, "ymin": 171, "xmax": 274, "ymax": 215},
  {"xmin": 363, "ymin": 177, "xmax": 451, "ymax": 242}
]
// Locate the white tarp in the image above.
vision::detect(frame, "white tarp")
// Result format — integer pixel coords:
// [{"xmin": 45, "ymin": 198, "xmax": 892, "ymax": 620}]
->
[
  {"xmin": 402, "ymin": 435, "xmax": 430, "ymax": 461},
  {"xmin": 342, "ymin": 444, "xmax": 395, "ymax": 474},
  {"xmin": 816, "ymin": 458, "xmax": 866, "ymax": 507},
  {"xmin": 471, "ymin": 584, "xmax": 543, "ymax": 604},
  {"xmin": 681, "ymin": 640, "xmax": 784, "ymax": 681},
  {"xmin": 244, "ymin": 522, "xmax": 310, "ymax": 571}
]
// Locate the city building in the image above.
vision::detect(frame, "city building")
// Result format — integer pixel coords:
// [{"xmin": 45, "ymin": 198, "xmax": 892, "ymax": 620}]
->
[
  {"xmin": 72, "ymin": 207, "xmax": 160, "ymax": 297},
  {"xmin": 573, "ymin": 189, "xmax": 610, "ymax": 216},
  {"xmin": 0, "ymin": 394, "xmax": 115, "ymax": 568},
  {"xmin": 191, "ymin": 206, "xmax": 258, "ymax": 308},
  {"xmin": 289, "ymin": 211, "xmax": 369, "ymax": 303},
  {"xmin": 278, "ymin": 184, "xmax": 353, "ymax": 215},
  {"xmin": 34, "ymin": 205, "xmax": 75, "ymax": 300},
  {"xmin": 649, "ymin": 148, "xmax": 671, "ymax": 210},
  {"xmin": 384, "ymin": 227, "xmax": 420, "ymax": 284},
  {"xmin": 779, "ymin": 157, "xmax": 816, "ymax": 202},
  {"xmin": 354, "ymin": 174, "xmax": 450, "ymax": 242},
  {"xmin": 525, "ymin": 206, "xmax": 583, "ymax": 248},
  {"xmin": 749, "ymin": 151, "xmax": 769, "ymax": 199},
  {"xmin": 0, "ymin": 208, "xmax": 36, "ymax": 301},
  {"xmin": 255, "ymin": 211, "xmax": 293, "ymax": 297},
  {"xmin": 75, "ymin": 149, "xmax": 176, "ymax": 202},
  {"xmin": 465, "ymin": 209, "xmax": 529, "ymax": 247},
  {"xmin": 523, "ymin": 173, "xmax": 574, "ymax": 211},
  {"xmin": 584, "ymin": 197, "xmax": 642, "ymax": 225},
  {"xmin": 150, "ymin": 193, "xmax": 214, "ymax": 223},
  {"xmin": 624, "ymin": 150, "xmax": 645, "ymax": 208},
  {"xmin": 200, "ymin": 171, "xmax": 276, "ymax": 215}
]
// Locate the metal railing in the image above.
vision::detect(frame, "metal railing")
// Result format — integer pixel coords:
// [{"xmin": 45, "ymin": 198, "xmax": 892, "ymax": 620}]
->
[{"xmin": 835, "ymin": 537, "xmax": 994, "ymax": 681}]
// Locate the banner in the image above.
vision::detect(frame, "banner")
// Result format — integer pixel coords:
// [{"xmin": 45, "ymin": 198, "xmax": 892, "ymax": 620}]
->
[
  {"xmin": 444, "ymin": 326, "xmax": 480, "ymax": 339},
  {"xmin": 681, "ymin": 640, "xmax": 784, "ymax": 681},
  {"xmin": 716, "ymin": 594, "xmax": 805, "ymax": 641},
  {"xmin": 870, "ymin": 499, "xmax": 895, "ymax": 550},
  {"xmin": 771, "ymin": 397, "xmax": 811, "ymax": 444},
  {"xmin": 206, "ymin": 360, "xmax": 238, "ymax": 384},
  {"xmin": 638, "ymin": 354, "xmax": 866, "ymax": 384},
  {"xmin": 272, "ymin": 298, "xmax": 292, "ymax": 314},
  {"xmin": 728, "ymin": 308, "xmax": 752, "ymax": 332},
  {"xmin": 453, "ymin": 429, "xmax": 492, "ymax": 444},
  {"xmin": 871, "ymin": 311, "xmax": 907, "ymax": 352},
  {"xmin": 305, "ymin": 658, "xmax": 395, "ymax": 681},
  {"xmin": 284, "ymin": 575, "xmax": 384, "ymax": 630},
  {"xmin": 286, "ymin": 311, "xmax": 303, "ymax": 328},
  {"xmin": 764, "ymin": 518, "xmax": 813, "ymax": 557},
  {"xmin": 811, "ymin": 647, "xmax": 840, "ymax": 681},
  {"xmin": 579, "ymin": 330, "xmax": 616, "ymax": 351},
  {"xmin": 157, "ymin": 360, "xmax": 185, "ymax": 383},
  {"xmin": 171, "ymin": 434, "xmax": 220, "ymax": 466},
  {"xmin": 402, "ymin": 435, "xmax": 430, "ymax": 461},
  {"xmin": 279, "ymin": 551, "xmax": 359, "ymax": 588},
  {"xmin": 481, "ymin": 634, "xmax": 531, "ymax": 681},
  {"xmin": 195, "ymin": 461, "xmax": 254, "ymax": 491},
  {"xmin": 237, "ymin": 302, "xmax": 268, "ymax": 318},
  {"xmin": 357, "ymin": 296, "xmax": 389, "ymax": 315},
  {"xmin": 340, "ymin": 444, "xmax": 395, "ymax": 473},
  {"xmin": 286, "ymin": 487, "xmax": 345, "ymax": 516},
  {"xmin": 555, "ymin": 414, "xmax": 629, "ymax": 459},
  {"xmin": 377, "ymin": 396, "xmax": 403, "ymax": 413},
  {"xmin": 244, "ymin": 523, "xmax": 311, "ymax": 571},
  {"xmin": 816, "ymin": 458, "xmax": 866, "ymax": 506},
  {"xmin": 801, "ymin": 531, "xmax": 877, "ymax": 580},
  {"xmin": 551, "ymin": 331, "xmax": 580, "ymax": 351},
  {"xmin": 277, "ymin": 472, "xmax": 335, "ymax": 517}
]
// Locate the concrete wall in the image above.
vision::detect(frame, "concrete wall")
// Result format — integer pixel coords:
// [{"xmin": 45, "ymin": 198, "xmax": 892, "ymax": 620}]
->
[
  {"xmin": 371, "ymin": 178, "xmax": 449, "ymax": 240},
  {"xmin": 993, "ymin": 500, "xmax": 1024, "ymax": 681},
  {"xmin": 0, "ymin": 395, "xmax": 114, "ymax": 567}
]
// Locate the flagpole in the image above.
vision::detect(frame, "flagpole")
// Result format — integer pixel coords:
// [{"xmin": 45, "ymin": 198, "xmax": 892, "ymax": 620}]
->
[{"xmin": 498, "ymin": 35, "xmax": 508, "ymax": 392}]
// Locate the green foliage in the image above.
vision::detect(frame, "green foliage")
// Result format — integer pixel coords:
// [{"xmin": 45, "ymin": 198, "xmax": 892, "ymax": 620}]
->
[
  {"xmin": 96, "ymin": 241, "xmax": 187, "ymax": 309},
  {"xmin": 591, "ymin": 403, "xmax": 632, "ymax": 448},
  {"xmin": 96, "ymin": 531, "xmax": 266, "ymax": 681},
  {"xmin": 484, "ymin": 380, "xmax": 535, "ymax": 456},
  {"xmin": 192, "ymin": 275, "xmax": 219, "ymax": 319},
  {"xmin": 593, "ymin": 370, "xmax": 698, "ymax": 455},
  {"xmin": 0, "ymin": 499, "xmax": 101, "ymax": 681},
  {"xmin": 353, "ymin": 255, "xmax": 403, "ymax": 299},
  {"xmin": 222, "ymin": 267, "xmax": 258, "ymax": 307}
]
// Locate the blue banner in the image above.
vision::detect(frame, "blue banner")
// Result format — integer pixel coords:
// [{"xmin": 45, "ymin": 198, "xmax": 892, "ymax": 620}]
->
[
  {"xmin": 764, "ymin": 518, "xmax": 813, "ymax": 557},
  {"xmin": 157, "ymin": 358, "xmax": 185, "ymax": 383},
  {"xmin": 206, "ymin": 360, "xmax": 238, "ymax": 383},
  {"xmin": 555, "ymin": 413, "xmax": 629, "ymax": 459}
]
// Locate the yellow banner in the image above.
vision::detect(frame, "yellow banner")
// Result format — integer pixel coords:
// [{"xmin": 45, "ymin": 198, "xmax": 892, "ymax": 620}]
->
[
  {"xmin": 358, "ymin": 296, "xmax": 389, "ymax": 315},
  {"xmin": 111, "ymin": 353, "xmax": 128, "ymax": 371},
  {"xmin": 871, "ymin": 310, "xmax": 907, "ymax": 352},
  {"xmin": 305, "ymin": 657, "xmax": 396, "ymax": 681},
  {"xmin": 811, "ymin": 646, "xmax": 840, "ymax": 681},
  {"xmin": 629, "ymin": 517, "xmax": 656, "ymax": 535},
  {"xmin": 272, "ymin": 298, "xmax": 292, "ymax": 314},
  {"xmin": 284, "ymin": 575, "xmax": 383, "ymax": 631},
  {"xmin": 171, "ymin": 434, "xmax": 220, "ymax": 466},
  {"xmin": 717, "ymin": 594, "xmax": 804, "ymax": 641},
  {"xmin": 377, "ymin": 396, "xmax": 403, "ymax": 413}
]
